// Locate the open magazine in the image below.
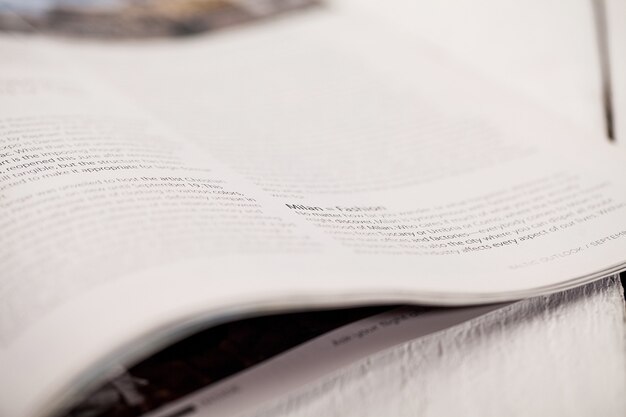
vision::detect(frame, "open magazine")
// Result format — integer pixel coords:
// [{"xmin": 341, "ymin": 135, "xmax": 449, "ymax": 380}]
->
[{"xmin": 1, "ymin": 1, "xmax": 626, "ymax": 417}]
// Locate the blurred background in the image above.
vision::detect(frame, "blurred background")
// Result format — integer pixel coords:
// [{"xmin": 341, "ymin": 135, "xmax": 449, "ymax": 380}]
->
[{"xmin": 0, "ymin": 0, "xmax": 320, "ymax": 37}]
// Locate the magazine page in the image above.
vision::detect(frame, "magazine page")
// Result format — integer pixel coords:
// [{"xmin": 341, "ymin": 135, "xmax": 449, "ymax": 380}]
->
[
  {"xmin": 1, "ymin": 7, "xmax": 626, "ymax": 417},
  {"xmin": 62, "ymin": 7, "xmax": 626, "ymax": 295},
  {"xmin": 337, "ymin": 0, "xmax": 606, "ymax": 138}
]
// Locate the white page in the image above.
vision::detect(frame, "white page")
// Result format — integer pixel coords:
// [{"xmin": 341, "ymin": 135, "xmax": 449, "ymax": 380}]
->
[
  {"xmin": 337, "ymin": 0, "xmax": 606, "ymax": 138},
  {"xmin": 1, "ymin": 8, "xmax": 626, "ymax": 417}
]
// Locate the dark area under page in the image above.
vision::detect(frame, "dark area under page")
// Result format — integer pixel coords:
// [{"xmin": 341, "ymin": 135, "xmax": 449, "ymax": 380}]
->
[{"xmin": 63, "ymin": 304, "xmax": 418, "ymax": 417}]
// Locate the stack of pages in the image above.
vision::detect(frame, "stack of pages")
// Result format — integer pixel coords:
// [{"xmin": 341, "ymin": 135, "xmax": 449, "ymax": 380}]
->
[{"xmin": 0, "ymin": 1, "xmax": 625, "ymax": 416}]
